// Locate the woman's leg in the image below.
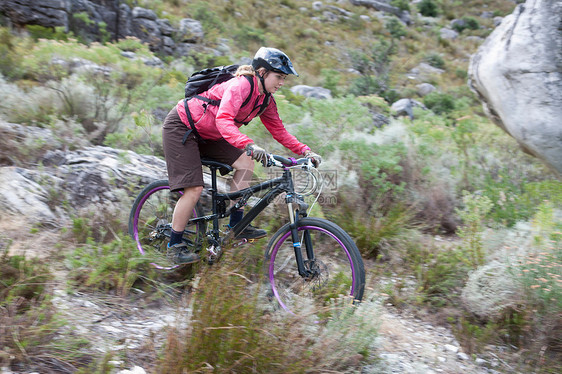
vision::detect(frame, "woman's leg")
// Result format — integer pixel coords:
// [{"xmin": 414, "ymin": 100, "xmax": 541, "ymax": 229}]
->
[
  {"xmin": 228, "ymin": 152, "xmax": 266, "ymax": 238},
  {"xmin": 230, "ymin": 152, "xmax": 255, "ymax": 192},
  {"xmin": 171, "ymin": 185, "xmax": 204, "ymax": 233}
]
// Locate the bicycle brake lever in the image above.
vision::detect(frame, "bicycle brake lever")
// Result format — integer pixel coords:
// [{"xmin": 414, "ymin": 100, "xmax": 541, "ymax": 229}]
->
[{"xmin": 266, "ymin": 154, "xmax": 275, "ymax": 167}]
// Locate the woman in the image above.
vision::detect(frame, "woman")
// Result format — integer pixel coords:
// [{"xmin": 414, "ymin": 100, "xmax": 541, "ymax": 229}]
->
[{"xmin": 162, "ymin": 47, "xmax": 322, "ymax": 264}]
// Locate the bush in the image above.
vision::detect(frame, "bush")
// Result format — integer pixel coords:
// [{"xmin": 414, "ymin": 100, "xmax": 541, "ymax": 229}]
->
[
  {"xmin": 156, "ymin": 248, "xmax": 378, "ymax": 373},
  {"xmin": 418, "ymin": 0, "xmax": 439, "ymax": 17},
  {"xmin": 424, "ymin": 53, "xmax": 445, "ymax": 69},
  {"xmin": 391, "ymin": 0, "xmax": 410, "ymax": 12},
  {"xmin": 452, "ymin": 17, "xmax": 480, "ymax": 33},
  {"xmin": 455, "ymin": 191, "xmax": 493, "ymax": 268},
  {"xmin": 66, "ymin": 234, "xmax": 159, "ymax": 297},
  {"xmin": 0, "ymin": 249, "xmax": 93, "ymax": 371},
  {"xmin": 423, "ymin": 91, "xmax": 456, "ymax": 114}
]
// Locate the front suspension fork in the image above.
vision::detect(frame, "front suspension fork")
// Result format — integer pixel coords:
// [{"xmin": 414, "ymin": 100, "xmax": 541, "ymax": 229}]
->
[{"xmin": 287, "ymin": 198, "xmax": 314, "ymax": 278}]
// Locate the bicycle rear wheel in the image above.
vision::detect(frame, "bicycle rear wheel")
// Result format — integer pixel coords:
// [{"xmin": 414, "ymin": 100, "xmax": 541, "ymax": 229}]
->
[
  {"xmin": 128, "ymin": 180, "xmax": 206, "ymax": 269},
  {"xmin": 265, "ymin": 217, "xmax": 365, "ymax": 314}
]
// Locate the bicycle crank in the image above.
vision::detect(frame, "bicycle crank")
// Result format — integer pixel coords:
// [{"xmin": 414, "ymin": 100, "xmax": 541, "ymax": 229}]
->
[{"xmin": 205, "ymin": 239, "xmax": 223, "ymax": 264}]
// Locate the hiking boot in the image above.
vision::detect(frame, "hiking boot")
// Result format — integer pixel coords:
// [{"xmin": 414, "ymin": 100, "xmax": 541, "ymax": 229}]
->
[
  {"xmin": 237, "ymin": 225, "xmax": 267, "ymax": 240},
  {"xmin": 167, "ymin": 242, "xmax": 200, "ymax": 264}
]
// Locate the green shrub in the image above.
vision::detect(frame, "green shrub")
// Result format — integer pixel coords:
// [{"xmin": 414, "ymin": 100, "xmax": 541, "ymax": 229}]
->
[
  {"xmin": 348, "ymin": 40, "xmax": 395, "ymax": 97},
  {"xmin": 104, "ymin": 109, "xmax": 163, "ymax": 157},
  {"xmin": 418, "ymin": 0, "xmax": 439, "ymax": 17},
  {"xmin": 423, "ymin": 92, "xmax": 456, "ymax": 114},
  {"xmin": 340, "ymin": 140, "xmax": 407, "ymax": 204},
  {"xmin": 156, "ymin": 248, "xmax": 377, "ymax": 373},
  {"xmin": 333, "ymin": 200, "xmax": 414, "ymax": 259},
  {"xmin": 424, "ymin": 53, "xmax": 445, "ymax": 69},
  {"xmin": 232, "ymin": 25, "xmax": 266, "ymax": 49},
  {"xmin": 455, "ymin": 191, "xmax": 493, "ymax": 268},
  {"xmin": 515, "ymin": 202, "xmax": 561, "ymax": 311},
  {"xmin": 0, "ymin": 249, "xmax": 93, "ymax": 370},
  {"xmin": 66, "ymin": 235, "xmax": 157, "ymax": 297},
  {"xmin": 192, "ymin": 1, "xmax": 225, "ymax": 42},
  {"xmin": 391, "ymin": 0, "xmax": 410, "ymax": 12},
  {"xmin": 386, "ymin": 17, "xmax": 407, "ymax": 39},
  {"xmin": 418, "ymin": 247, "xmax": 469, "ymax": 306},
  {"xmin": 452, "ymin": 17, "xmax": 480, "ymax": 33},
  {"xmin": 26, "ymin": 25, "xmax": 70, "ymax": 41},
  {"xmin": 0, "ymin": 252, "xmax": 51, "ymax": 309}
]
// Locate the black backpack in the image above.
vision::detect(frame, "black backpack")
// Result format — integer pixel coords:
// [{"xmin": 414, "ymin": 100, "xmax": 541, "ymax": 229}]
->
[{"xmin": 182, "ymin": 65, "xmax": 271, "ymax": 143}]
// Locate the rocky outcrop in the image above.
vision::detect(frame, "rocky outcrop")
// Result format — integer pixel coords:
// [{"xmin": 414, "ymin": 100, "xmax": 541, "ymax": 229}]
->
[
  {"xmin": 0, "ymin": 0, "xmax": 213, "ymax": 56},
  {"xmin": 0, "ymin": 123, "xmax": 220, "ymax": 227},
  {"xmin": 349, "ymin": 0, "xmax": 411, "ymax": 25},
  {"xmin": 469, "ymin": 0, "xmax": 562, "ymax": 176}
]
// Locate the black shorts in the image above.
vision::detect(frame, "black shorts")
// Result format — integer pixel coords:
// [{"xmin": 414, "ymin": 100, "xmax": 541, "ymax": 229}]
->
[{"xmin": 162, "ymin": 107, "xmax": 243, "ymax": 192}]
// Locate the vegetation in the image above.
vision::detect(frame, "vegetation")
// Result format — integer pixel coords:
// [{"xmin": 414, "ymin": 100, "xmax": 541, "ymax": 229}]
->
[{"xmin": 0, "ymin": 0, "xmax": 560, "ymax": 373}]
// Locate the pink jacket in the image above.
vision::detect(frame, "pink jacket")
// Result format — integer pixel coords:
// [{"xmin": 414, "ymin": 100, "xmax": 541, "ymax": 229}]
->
[{"xmin": 176, "ymin": 75, "xmax": 310, "ymax": 155}]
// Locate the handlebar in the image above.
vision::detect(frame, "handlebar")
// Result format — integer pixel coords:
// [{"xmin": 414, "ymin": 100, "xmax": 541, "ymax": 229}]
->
[{"xmin": 268, "ymin": 154, "xmax": 314, "ymax": 169}]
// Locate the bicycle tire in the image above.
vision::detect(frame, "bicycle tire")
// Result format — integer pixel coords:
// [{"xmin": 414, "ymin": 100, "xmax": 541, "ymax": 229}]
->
[
  {"xmin": 265, "ymin": 217, "xmax": 365, "ymax": 314},
  {"xmin": 128, "ymin": 179, "xmax": 206, "ymax": 269}
]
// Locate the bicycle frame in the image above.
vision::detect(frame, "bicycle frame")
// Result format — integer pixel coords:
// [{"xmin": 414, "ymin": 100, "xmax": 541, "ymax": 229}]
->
[{"xmin": 189, "ymin": 159, "xmax": 313, "ymax": 275}]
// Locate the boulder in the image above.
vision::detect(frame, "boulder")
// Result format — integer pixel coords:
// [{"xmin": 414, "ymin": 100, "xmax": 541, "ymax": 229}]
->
[
  {"xmin": 0, "ymin": 144, "xmax": 217, "ymax": 226},
  {"xmin": 290, "ymin": 85, "xmax": 332, "ymax": 100},
  {"xmin": 178, "ymin": 18, "xmax": 204, "ymax": 43},
  {"xmin": 0, "ymin": 0, "xmax": 69, "ymax": 29},
  {"xmin": 0, "ymin": 167, "xmax": 64, "ymax": 227},
  {"xmin": 391, "ymin": 98, "xmax": 426, "ymax": 119},
  {"xmin": 469, "ymin": 0, "xmax": 562, "ymax": 176},
  {"xmin": 416, "ymin": 83, "xmax": 436, "ymax": 96}
]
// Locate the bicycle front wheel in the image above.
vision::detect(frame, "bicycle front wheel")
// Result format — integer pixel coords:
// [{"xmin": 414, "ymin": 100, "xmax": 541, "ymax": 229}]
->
[
  {"xmin": 128, "ymin": 180, "xmax": 206, "ymax": 269},
  {"xmin": 265, "ymin": 217, "xmax": 365, "ymax": 314}
]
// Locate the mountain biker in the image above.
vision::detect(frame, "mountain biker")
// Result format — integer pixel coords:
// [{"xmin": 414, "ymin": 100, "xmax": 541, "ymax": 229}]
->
[{"xmin": 162, "ymin": 47, "xmax": 322, "ymax": 264}]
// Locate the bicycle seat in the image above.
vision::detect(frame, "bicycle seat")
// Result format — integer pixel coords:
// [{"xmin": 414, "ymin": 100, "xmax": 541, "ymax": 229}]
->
[{"xmin": 201, "ymin": 158, "xmax": 233, "ymax": 175}]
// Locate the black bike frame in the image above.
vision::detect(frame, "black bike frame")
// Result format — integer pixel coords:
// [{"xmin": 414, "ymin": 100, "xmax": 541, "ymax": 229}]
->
[
  {"xmin": 189, "ymin": 164, "xmax": 296, "ymax": 239},
  {"xmin": 188, "ymin": 162, "xmax": 312, "ymax": 277}
]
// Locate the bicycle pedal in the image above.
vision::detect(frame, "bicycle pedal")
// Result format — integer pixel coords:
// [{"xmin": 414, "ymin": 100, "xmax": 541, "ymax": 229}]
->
[{"xmin": 233, "ymin": 238, "xmax": 248, "ymax": 247}]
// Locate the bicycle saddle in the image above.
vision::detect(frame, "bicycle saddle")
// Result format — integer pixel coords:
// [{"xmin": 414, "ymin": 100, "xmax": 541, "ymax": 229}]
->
[{"xmin": 201, "ymin": 158, "xmax": 233, "ymax": 175}]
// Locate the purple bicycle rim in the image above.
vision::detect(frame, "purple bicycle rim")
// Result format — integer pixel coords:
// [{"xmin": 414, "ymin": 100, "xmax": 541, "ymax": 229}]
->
[
  {"xmin": 268, "ymin": 225, "xmax": 356, "ymax": 314},
  {"xmin": 133, "ymin": 185, "xmax": 191, "ymax": 270}
]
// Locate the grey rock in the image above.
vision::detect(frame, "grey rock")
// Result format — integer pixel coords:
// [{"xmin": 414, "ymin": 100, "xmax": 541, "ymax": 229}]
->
[
  {"xmin": 409, "ymin": 63, "xmax": 445, "ymax": 80},
  {"xmin": 469, "ymin": 0, "xmax": 562, "ymax": 176},
  {"xmin": 349, "ymin": 0, "xmax": 411, "ymax": 25},
  {"xmin": 132, "ymin": 7, "xmax": 157, "ymax": 21},
  {"xmin": 312, "ymin": 1, "xmax": 323, "ymax": 11},
  {"xmin": 391, "ymin": 98, "xmax": 426, "ymax": 119},
  {"xmin": 443, "ymin": 344, "xmax": 459, "ymax": 353},
  {"xmin": 178, "ymin": 18, "xmax": 204, "ymax": 43},
  {"xmin": 440, "ymin": 28, "xmax": 459, "ymax": 40},
  {"xmin": 290, "ymin": 85, "xmax": 333, "ymax": 100},
  {"xmin": 417, "ymin": 83, "xmax": 436, "ymax": 96},
  {"xmin": 0, "ymin": 167, "xmax": 64, "ymax": 227},
  {"xmin": 0, "ymin": 0, "xmax": 69, "ymax": 29}
]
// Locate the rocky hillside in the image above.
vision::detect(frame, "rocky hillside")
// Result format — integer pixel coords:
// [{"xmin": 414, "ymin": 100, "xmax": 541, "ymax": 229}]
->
[{"xmin": 1, "ymin": 0, "xmax": 561, "ymax": 373}]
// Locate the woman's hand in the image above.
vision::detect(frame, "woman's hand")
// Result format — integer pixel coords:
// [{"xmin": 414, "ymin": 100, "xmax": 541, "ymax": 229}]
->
[
  {"xmin": 245, "ymin": 143, "xmax": 268, "ymax": 166},
  {"xmin": 305, "ymin": 150, "xmax": 322, "ymax": 168}
]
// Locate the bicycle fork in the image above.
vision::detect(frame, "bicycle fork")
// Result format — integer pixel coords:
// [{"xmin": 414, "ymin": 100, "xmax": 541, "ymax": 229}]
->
[{"xmin": 286, "ymin": 194, "xmax": 314, "ymax": 278}]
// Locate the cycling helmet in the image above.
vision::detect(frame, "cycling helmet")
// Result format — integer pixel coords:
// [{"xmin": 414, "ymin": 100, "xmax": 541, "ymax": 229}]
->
[{"xmin": 252, "ymin": 47, "xmax": 299, "ymax": 76}]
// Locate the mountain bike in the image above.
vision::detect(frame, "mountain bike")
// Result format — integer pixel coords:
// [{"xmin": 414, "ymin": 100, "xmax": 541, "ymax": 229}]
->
[{"xmin": 128, "ymin": 154, "xmax": 365, "ymax": 314}]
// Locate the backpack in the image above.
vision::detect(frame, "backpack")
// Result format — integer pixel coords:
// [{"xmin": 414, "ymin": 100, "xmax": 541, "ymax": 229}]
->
[
  {"xmin": 184, "ymin": 64, "xmax": 269, "ymax": 117},
  {"xmin": 182, "ymin": 65, "xmax": 271, "ymax": 144}
]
